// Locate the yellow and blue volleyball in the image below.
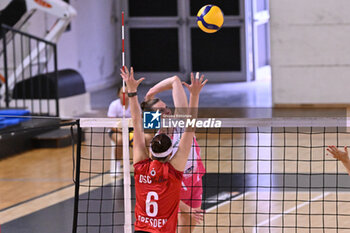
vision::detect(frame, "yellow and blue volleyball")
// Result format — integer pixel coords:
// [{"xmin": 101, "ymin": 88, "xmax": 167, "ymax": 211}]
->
[
  {"xmin": 129, "ymin": 132, "xmax": 134, "ymax": 147},
  {"xmin": 197, "ymin": 5, "xmax": 224, "ymax": 33}
]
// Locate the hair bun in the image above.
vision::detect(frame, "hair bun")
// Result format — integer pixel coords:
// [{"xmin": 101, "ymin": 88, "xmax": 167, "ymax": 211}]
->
[{"xmin": 151, "ymin": 133, "xmax": 172, "ymax": 153}]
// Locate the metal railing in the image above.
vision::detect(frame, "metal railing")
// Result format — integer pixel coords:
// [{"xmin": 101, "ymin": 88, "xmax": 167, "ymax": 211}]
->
[{"xmin": 0, "ymin": 24, "xmax": 59, "ymax": 116}]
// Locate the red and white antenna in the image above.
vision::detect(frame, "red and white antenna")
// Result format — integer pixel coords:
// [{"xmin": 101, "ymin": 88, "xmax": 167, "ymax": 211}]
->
[
  {"xmin": 121, "ymin": 11, "xmax": 126, "ymax": 117},
  {"xmin": 121, "ymin": 11, "xmax": 132, "ymax": 233}
]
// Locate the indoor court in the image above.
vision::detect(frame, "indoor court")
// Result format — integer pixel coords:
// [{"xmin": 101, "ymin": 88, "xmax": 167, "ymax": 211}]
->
[{"xmin": 1, "ymin": 0, "xmax": 350, "ymax": 233}]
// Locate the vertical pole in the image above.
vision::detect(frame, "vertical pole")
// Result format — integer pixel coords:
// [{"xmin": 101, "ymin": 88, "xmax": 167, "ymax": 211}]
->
[
  {"xmin": 72, "ymin": 120, "xmax": 82, "ymax": 233},
  {"xmin": 123, "ymin": 118, "xmax": 132, "ymax": 233},
  {"xmin": 12, "ymin": 30, "xmax": 17, "ymax": 108},
  {"xmin": 122, "ymin": 11, "xmax": 126, "ymax": 115},
  {"xmin": 2, "ymin": 25, "xmax": 10, "ymax": 108},
  {"xmin": 53, "ymin": 44, "xmax": 59, "ymax": 117},
  {"xmin": 121, "ymin": 11, "xmax": 132, "ymax": 233}
]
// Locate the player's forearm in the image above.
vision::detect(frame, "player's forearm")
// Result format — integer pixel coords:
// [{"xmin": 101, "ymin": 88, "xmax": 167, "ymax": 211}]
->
[
  {"xmin": 189, "ymin": 93, "xmax": 199, "ymax": 118},
  {"xmin": 129, "ymin": 96, "xmax": 142, "ymax": 130},
  {"xmin": 184, "ymin": 93, "xmax": 199, "ymax": 138},
  {"xmin": 341, "ymin": 159, "xmax": 350, "ymax": 176},
  {"xmin": 172, "ymin": 77, "xmax": 188, "ymax": 109},
  {"xmin": 147, "ymin": 76, "xmax": 179, "ymax": 97}
]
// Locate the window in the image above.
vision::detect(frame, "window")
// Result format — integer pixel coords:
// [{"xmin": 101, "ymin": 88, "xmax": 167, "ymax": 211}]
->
[
  {"xmin": 123, "ymin": 0, "xmax": 248, "ymax": 82},
  {"xmin": 191, "ymin": 27, "xmax": 241, "ymax": 71},
  {"xmin": 129, "ymin": 0, "xmax": 178, "ymax": 17},
  {"xmin": 190, "ymin": 0, "xmax": 240, "ymax": 16},
  {"xmin": 130, "ymin": 29, "xmax": 179, "ymax": 72}
]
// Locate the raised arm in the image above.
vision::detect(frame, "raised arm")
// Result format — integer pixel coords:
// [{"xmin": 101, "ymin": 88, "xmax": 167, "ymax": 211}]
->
[
  {"xmin": 170, "ymin": 73, "xmax": 208, "ymax": 171},
  {"xmin": 145, "ymin": 75, "xmax": 188, "ymax": 109},
  {"xmin": 120, "ymin": 67, "xmax": 148, "ymax": 164}
]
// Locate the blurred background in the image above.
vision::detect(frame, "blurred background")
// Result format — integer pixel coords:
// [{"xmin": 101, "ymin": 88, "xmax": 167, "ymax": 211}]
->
[
  {"xmin": 1, "ymin": 1, "xmax": 350, "ymax": 233},
  {"xmin": 0, "ymin": 0, "xmax": 274, "ymax": 117},
  {"xmin": 1, "ymin": 0, "xmax": 348, "ymax": 117}
]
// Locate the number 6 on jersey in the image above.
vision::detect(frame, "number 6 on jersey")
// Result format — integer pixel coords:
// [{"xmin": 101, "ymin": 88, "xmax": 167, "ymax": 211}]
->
[{"xmin": 146, "ymin": 191, "xmax": 158, "ymax": 217}]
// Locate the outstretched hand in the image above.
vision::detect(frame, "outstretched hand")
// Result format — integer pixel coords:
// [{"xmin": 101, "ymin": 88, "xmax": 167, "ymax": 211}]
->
[
  {"xmin": 191, "ymin": 208, "xmax": 204, "ymax": 224},
  {"xmin": 182, "ymin": 72, "xmax": 208, "ymax": 96},
  {"xmin": 120, "ymin": 66, "xmax": 145, "ymax": 92},
  {"xmin": 327, "ymin": 145, "xmax": 349, "ymax": 162}
]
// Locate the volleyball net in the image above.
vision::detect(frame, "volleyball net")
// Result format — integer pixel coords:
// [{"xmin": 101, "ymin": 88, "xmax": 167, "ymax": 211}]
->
[{"xmin": 72, "ymin": 117, "xmax": 350, "ymax": 233}]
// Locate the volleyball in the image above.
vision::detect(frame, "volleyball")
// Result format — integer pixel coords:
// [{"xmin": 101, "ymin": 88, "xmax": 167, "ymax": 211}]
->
[
  {"xmin": 197, "ymin": 5, "xmax": 224, "ymax": 33},
  {"xmin": 129, "ymin": 132, "xmax": 134, "ymax": 147}
]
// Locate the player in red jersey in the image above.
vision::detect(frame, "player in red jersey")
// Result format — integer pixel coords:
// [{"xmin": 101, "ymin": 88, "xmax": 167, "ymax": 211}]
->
[
  {"xmin": 120, "ymin": 66, "xmax": 207, "ymax": 233},
  {"xmin": 141, "ymin": 74, "xmax": 205, "ymax": 233}
]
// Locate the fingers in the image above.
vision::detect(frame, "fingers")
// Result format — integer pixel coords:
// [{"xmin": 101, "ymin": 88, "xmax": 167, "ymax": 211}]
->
[
  {"xmin": 137, "ymin": 77, "xmax": 145, "ymax": 85},
  {"xmin": 326, "ymin": 147, "xmax": 334, "ymax": 154},
  {"xmin": 345, "ymin": 146, "xmax": 348, "ymax": 153},
  {"xmin": 121, "ymin": 66, "xmax": 129, "ymax": 74},
  {"xmin": 196, "ymin": 208, "xmax": 204, "ymax": 213},
  {"xmin": 326, "ymin": 146, "xmax": 337, "ymax": 157},
  {"xmin": 326, "ymin": 145, "xmax": 347, "ymax": 161},
  {"xmin": 194, "ymin": 215, "xmax": 203, "ymax": 223},
  {"xmin": 120, "ymin": 72, "xmax": 127, "ymax": 80},
  {"xmin": 198, "ymin": 214, "xmax": 204, "ymax": 222},
  {"xmin": 327, "ymin": 146, "xmax": 338, "ymax": 153},
  {"xmin": 120, "ymin": 67, "xmax": 145, "ymax": 91},
  {"xmin": 201, "ymin": 79, "xmax": 208, "ymax": 86},
  {"xmin": 190, "ymin": 72, "xmax": 207, "ymax": 86},
  {"xmin": 193, "ymin": 208, "xmax": 204, "ymax": 214},
  {"xmin": 182, "ymin": 81, "xmax": 190, "ymax": 89},
  {"xmin": 120, "ymin": 66, "xmax": 136, "ymax": 80},
  {"xmin": 145, "ymin": 92, "xmax": 154, "ymax": 101},
  {"xmin": 120, "ymin": 67, "xmax": 129, "ymax": 80},
  {"xmin": 326, "ymin": 148, "xmax": 337, "ymax": 157},
  {"xmin": 193, "ymin": 209, "xmax": 204, "ymax": 223},
  {"xmin": 199, "ymin": 74, "xmax": 204, "ymax": 83}
]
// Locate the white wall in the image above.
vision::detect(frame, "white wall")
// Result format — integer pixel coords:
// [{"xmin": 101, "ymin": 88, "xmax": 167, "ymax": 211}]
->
[
  {"xmin": 60, "ymin": 0, "xmax": 118, "ymax": 91},
  {"xmin": 270, "ymin": 0, "xmax": 350, "ymax": 105},
  {"xmin": 25, "ymin": 0, "xmax": 119, "ymax": 92}
]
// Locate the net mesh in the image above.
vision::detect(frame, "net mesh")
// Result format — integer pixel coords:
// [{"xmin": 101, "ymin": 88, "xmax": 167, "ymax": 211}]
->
[{"xmin": 73, "ymin": 118, "xmax": 350, "ymax": 233}]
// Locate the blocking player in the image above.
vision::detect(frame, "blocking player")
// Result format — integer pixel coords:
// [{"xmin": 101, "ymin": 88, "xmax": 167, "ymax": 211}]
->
[
  {"xmin": 120, "ymin": 66, "xmax": 207, "ymax": 233},
  {"xmin": 141, "ymin": 74, "xmax": 205, "ymax": 233}
]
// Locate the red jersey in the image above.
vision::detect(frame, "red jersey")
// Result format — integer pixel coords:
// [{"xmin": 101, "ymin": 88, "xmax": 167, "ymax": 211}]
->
[{"xmin": 134, "ymin": 159, "xmax": 183, "ymax": 233}]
